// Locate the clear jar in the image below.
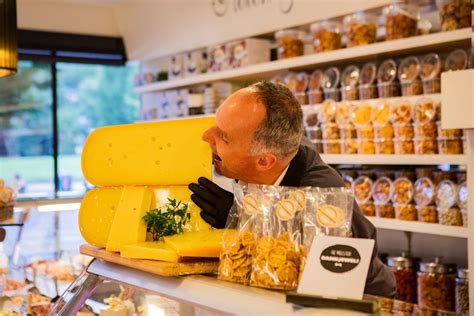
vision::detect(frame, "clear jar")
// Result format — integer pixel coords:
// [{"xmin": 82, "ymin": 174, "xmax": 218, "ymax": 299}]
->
[
  {"xmin": 372, "ymin": 176, "xmax": 392, "ymax": 204},
  {"xmin": 310, "ymin": 20, "xmax": 342, "ymax": 53},
  {"xmin": 395, "ymin": 203, "xmax": 417, "ymax": 221},
  {"xmin": 350, "ymin": 102, "xmax": 372, "ymax": 127},
  {"xmin": 455, "ymin": 268, "xmax": 469, "ymax": 315},
  {"xmin": 457, "ymin": 181, "xmax": 467, "ymax": 209},
  {"xmin": 416, "ymin": 205, "xmax": 438, "ymax": 223},
  {"xmin": 394, "ymin": 138, "xmax": 415, "ymax": 154},
  {"xmin": 436, "ymin": 179, "xmax": 458, "ymax": 208},
  {"xmin": 377, "ymin": 82, "xmax": 400, "ymax": 98},
  {"xmin": 343, "ymin": 11, "xmax": 377, "ymax": 47},
  {"xmin": 335, "ymin": 101, "xmax": 352, "ymax": 125},
  {"xmin": 275, "ymin": 29, "xmax": 306, "ymax": 59},
  {"xmin": 322, "ymin": 67, "xmax": 341, "ymax": 101},
  {"xmin": 393, "ymin": 123, "xmax": 414, "ymax": 139},
  {"xmin": 374, "ymin": 124, "xmax": 394, "ymax": 139},
  {"xmin": 356, "ymin": 124, "xmax": 375, "ymax": 139},
  {"xmin": 293, "ymin": 92, "xmax": 308, "ymax": 105},
  {"xmin": 341, "ymin": 139, "xmax": 358, "ymax": 154},
  {"xmin": 377, "ymin": 59, "xmax": 400, "ymax": 98},
  {"xmin": 418, "ymin": 261, "xmax": 455, "ymax": 311},
  {"xmin": 375, "ymin": 138, "xmax": 395, "ymax": 154},
  {"xmin": 339, "ymin": 123, "xmax": 357, "ymax": 139},
  {"xmin": 436, "ymin": 121, "xmax": 463, "ymax": 138},
  {"xmin": 372, "ymin": 100, "xmax": 391, "ymax": 125},
  {"xmin": 318, "ymin": 99, "xmax": 337, "ymax": 123},
  {"xmin": 436, "ymin": 0, "xmax": 470, "ymax": 32},
  {"xmin": 414, "ymin": 97, "xmax": 438, "ymax": 124},
  {"xmin": 308, "ymin": 70, "xmax": 324, "ymax": 104},
  {"xmin": 398, "ymin": 56, "xmax": 423, "ymax": 96},
  {"xmin": 359, "ymin": 62, "xmax": 377, "ymax": 100},
  {"xmin": 358, "ymin": 84, "xmax": 377, "ymax": 100},
  {"xmin": 438, "ymin": 207, "xmax": 463, "ymax": 226},
  {"xmin": 414, "ymin": 138, "xmax": 438, "ymax": 155},
  {"xmin": 445, "ymin": 49, "xmax": 468, "ymax": 71},
  {"xmin": 357, "ymin": 139, "xmax": 376, "ymax": 154},
  {"xmin": 392, "ymin": 177, "xmax": 414, "ymax": 204},
  {"xmin": 383, "ymin": 2, "xmax": 419, "ymax": 40},
  {"xmin": 375, "ymin": 203, "xmax": 395, "ymax": 218},
  {"xmin": 391, "ymin": 100, "xmax": 413, "ymax": 124},
  {"xmin": 414, "ymin": 177, "xmax": 435, "ymax": 206},
  {"xmin": 341, "ymin": 65, "xmax": 360, "ymax": 101},
  {"xmin": 360, "ymin": 202, "xmax": 375, "ymax": 217},
  {"xmin": 413, "ymin": 123, "xmax": 437, "ymax": 139},
  {"xmin": 353, "ymin": 176, "xmax": 374, "ymax": 204},
  {"xmin": 305, "ymin": 126, "xmax": 322, "ymax": 142},
  {"xmin": 320, "ymin": 122, "xmax": 340, "ymax": 140},
  {"xmin": 285, "ymin": 72, "xmax": 308, "ymax": 94},
  {"xmin": 387, "ymin": 256, "xmax": 417, "ymax": 303},
  {"xmin": 437, "ymin": 137, "xmax": 463, "ymax": 154},
  {"xmin": 308, "ymin": 90, "xmax": 323, "ymax": 104},
  {"xmin": 322, "ymin": 139, "xmax": 341, "ymax": 154},
  {"xmin": 420, "ymin": 53, "xmax": 442, "ymax": 94}
]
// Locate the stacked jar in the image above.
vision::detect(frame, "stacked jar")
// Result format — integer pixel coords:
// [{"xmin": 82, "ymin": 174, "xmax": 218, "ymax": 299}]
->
[
  {"xmin": 336, "ymin": 101, "xmax": 357, "ymax": 154},
  {"xmin": 436, "ymin": 0, "xmax": 470, "ymax": 32},
  {"xmin": 343, "ymin": 11, "xmax": 377, "ymax": 48},
  {"xmin": 413, "ymin": 97, "xmax": 439, "ymax": 154},
  {"xmin": 398, "ymin": 56, "xmax": 423, "ymax": 96},
  {"xmin": 322, "ymin": 67, "xmax": 341, "ymax": 101},
  {"xmin": 413, "ymin": 177, "xmax": 438, "ymax": 223},
  {"xmin": 308, "ymin": 70, "xmax": 324, "ymax": 104},
  {"xmin": 388, "ymin": 255, "xmax": 417, "ymax": 303},
  {"xmin": 351, "ymin": 103, "xmax": 375, "ymax": 154},
  {"xmin": 377, "ymin": 59, "xmax": 400, "ymax": 98},
  {"xmin": 436, "ymin": 179, "xmax": 463, "ymax": 226},
  {"xmin": 420, "ymin": 53, "xmax": 442, "ymax": 94},
  {"xmin": 372, "ymin": 177, "xmax": 395, "ymax": 218},
  {"xmin": 392, "ymin": 177, "xmax": 416, "ymax": 221},
  {"xmin": 340, "ymin": 65, "xmax": 360, "ymax": 101},
  {"xmin": 353, "ymin": 175, "xmax": 375, "ymax": 216},
  {"xmin": 358, "ymin": 62, "xmax": 378, "ymax": 100},
  {"xmin": 372, "ymin": 100, "xmax": 395, "ymax": 154},
  {"xmin": 391, "ymin": 99, "xmax": 414, "ymax": 154},
  {"xmin": 302, "ymin": 104, "xmax": 322, "ymax": 153},
  {"xmin": 383, "ymin": 2, "xmax": 419, "ymax": 41},
  {"xmin": 455, "ymin": 268, "xmax": 469, "ymax": 315},
  {"xmin": 275, "ymin": 29, "xmax": 306, "ymax": 60},
  {"xmin": 284, "ymin": 72, "xmax": 309, "ymax": 105},
  {"xmin": 418, "ymin": 260, "xmax": 455, "ymax": 311},
  {"xmin": 310, "ymin": 20, "xmax": 342, "ymax": 53},
  {"xmin": 436, "ymin": 121, "xmax": 464, "ymax": 155},
  {"xmin": 319, "ymin": 99, "xmax": 340, "ymax": 154}
]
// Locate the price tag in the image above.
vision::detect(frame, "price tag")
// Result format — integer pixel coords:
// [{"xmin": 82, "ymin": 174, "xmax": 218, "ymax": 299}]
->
[{"xmin": 297, "ymin": 235, "xmax": 374, "ymax": 300}]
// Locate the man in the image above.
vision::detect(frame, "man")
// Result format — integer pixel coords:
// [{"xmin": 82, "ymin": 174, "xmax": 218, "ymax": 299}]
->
[{"xmin": 188, "ymin": 81, "xmax": 396, "ymax": 298}]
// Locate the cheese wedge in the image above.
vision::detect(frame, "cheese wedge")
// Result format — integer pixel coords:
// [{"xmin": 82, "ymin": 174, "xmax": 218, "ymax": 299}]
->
[
  {"xmin": 81, "ymin": 116, "xmax": 215, "ymax": 187},
  {"xmin": 78, "ymin": 187, "xmax": 122, "ymax": 247},
  {"xmin": 106, "ymin": 186, "xmax": 154, "ymax": 252},
  {"xmin": 121, "ymin": 241, "xmax": 180, "ymax": 262},
  {"xmin": 163, "ymin": 230, "xmax": 228, "ymax": 257}
]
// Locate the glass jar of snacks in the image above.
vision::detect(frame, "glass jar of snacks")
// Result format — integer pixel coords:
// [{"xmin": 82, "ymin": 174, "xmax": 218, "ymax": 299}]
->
[
  {"xmin": 418, "ymin": 260, "xmax": 455, "ymax": 311},
  {"xmin": 436, "ymin": 121, "xmax": 463, "ymax": 138},
  {"xmin": 375, "ymin": 139, "xmax": 395, "ymax": 154},
  {"xmin": 353, "ymin": 176, "xmax": 373, "ymax": 204},
  {"xmin": 285, "ymin": 72, "xmax": 309, "ymax": 105},
  {"xmin": 392, "ymin": 177, "xmax": 414, "ymax": 204},
  {"xmin": 339, "ymin": 123, "xmax": 357, "ymax": 139},
  {"xmin": 444, "ymin": 49, "xmax": 468, "ymax": 71},
  {"xmin": 308, "ymin": 70, "xmax": 324, "ymax": 104},
  {"xmin": 341, "ymin": 139, "xmax": 358, "ymax": 154},
  {"xmin": 322, "ymin": 139, "xmax": 341, "ymax": 154},
  {"xmin": 343, "ymin": 11, "xmax": 377, "ymax": 47},
  {"xmin": 357, "ymin": 139, "xmax": 376, "ymax": 154},
  {"xmin": 398, "ymin": 56, "xmax": 423, "ymax": 96},
  {"xmin": 414, "ymin": 97, "xmax": 438, "ymax": 124},
  {"xmin": 383, "ymin": 2, "xmax": 419, "ymax": 40},
  {"xmin": 374, "ymin": 125, "xmax": 394, "ymax": 139},
  {"xmin": 335, "ymin": 101, "xmax": 351, "ymax": 125},
  {"xmin": 341, "ymin": 169, "xmax": 357, "ymax": 190},
  {"xmin": 457, "ymin": 181, "xmax": 467, "ymax": 210},
  {"xmin": 372, "ymin": 100, "xmax": 390, "ymax": 125},
  {"xmin": 413, "ymin": 123, "xmax": 437, "ymax": 139},
  {"xmin": 391, "ymin": 100, "xmax": 413, "ymax": 124},
  {"xmin": 358, "ymin": 62, "xmax": 378, "ymax": 100},
  {"xmin": 416, "ymin": 205, "xmax": 438, "ymax": 223},
  {"xmin": 420, "ymin": 53, "xmax": 442, "ymax": 94},
  {"xmin": 375, "ymin": 203, "xmax": 395, "ymax": 218},
  {"xmin": 437, "ymin": 137, "xmax": 463, "ymax": 154},
  {"xmin": 310, "ymin": 20, "xmax": 342, "ymax": 53},
  {"xmin": 341, "ymin": 65, "xmax": 360, "ymax": 101},
  {"xmin": 455, "ymin": 268, "xmax": 469, "ymax": 315},
  {"xmin": 318, "ymin": 99, "xmax": 337, "ymax": 123},
  {"xmin": 356, "ymin": 124, "xmax": 375, "ymax": 139},
  {"xmin": 275, "ymin": 29, "xmax": 306, "ymax": 59},
  {"xmin": 377, "ymin": 59, "xmax": 400, "ymax": 98},
  {"xmin": 305, "ymin": 127, "xmax": 322, "ymax": 143},
  {"xmin": 387, "ymin": 255, "xmax": 417, "ymax": 303},
  {"xmin": 373, "ymin": 177, "xmax": 392, "ymax": 204},
  {"xmin": 414, "ymin": 138, "xmax": 438, "ymax": 154},
  {"xmin": 438, "ymin": 207, "xmax": 463, "ymax": 226},
  {"xmin": 350, "ymin": 102, "xmax": 372, "ymax": 127},
  {"xmin": 436, "ymin": 0, "xmax": 470, "ymax": 31},
  {"xmin": 395, "ymin": 203, "xmax": 417, "ymax": 221},
  {"xmin": 394, "ymin": 138, "xmax": 415, "ymax": 154},
  {"xmin": 322, "ymin": 67, "xmax": 341, "ymax": 101},
  {"xmin": 414, "ymin": 177, "xmax": 435, "ymax": 206},
  {"xmin": 360, "ymin": 202, "xmax": 376, "ymax": 217},
  {"xmin": 436, "ymin": 179, "xmax": 458, "ymax": 208},
  {"xmin": 320, "ymin": 122, "xmax": 340, "ymax": 140}
]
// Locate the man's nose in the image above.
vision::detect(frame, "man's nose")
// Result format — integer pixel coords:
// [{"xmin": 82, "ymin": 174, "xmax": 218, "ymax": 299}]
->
[{"xmin": 202, "ymin": 126, "xmax": 216, "ymax": 145}]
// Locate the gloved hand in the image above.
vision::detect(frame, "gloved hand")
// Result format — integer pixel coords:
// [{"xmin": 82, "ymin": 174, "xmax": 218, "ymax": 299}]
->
[{"xmin": 188, "ymin": 177, "xmax": 234, "ymax": 228}]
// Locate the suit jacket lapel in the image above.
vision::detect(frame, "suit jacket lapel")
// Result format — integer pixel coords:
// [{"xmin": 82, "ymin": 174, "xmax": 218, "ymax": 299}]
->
[{"xmin": 280, "ymin": 145, "xmax": 307, "ymax": 187}]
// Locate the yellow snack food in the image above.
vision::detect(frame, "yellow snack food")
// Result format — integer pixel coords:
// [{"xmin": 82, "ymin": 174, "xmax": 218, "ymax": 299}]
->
[{"xmin": 121, "ymin": 241, "xmax": 180, "ymax": 262}]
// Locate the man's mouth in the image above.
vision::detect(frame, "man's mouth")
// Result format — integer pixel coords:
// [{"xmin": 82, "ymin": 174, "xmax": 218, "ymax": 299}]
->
[{"xmin": 213, "ymin": 153, "xmax": 222, "ymax": 163}]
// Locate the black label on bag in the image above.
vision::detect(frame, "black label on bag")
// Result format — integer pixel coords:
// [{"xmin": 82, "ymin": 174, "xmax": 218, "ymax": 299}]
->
[{"xmin": 320, "ymin": 245, "xmax": 361, "ymax": 273}]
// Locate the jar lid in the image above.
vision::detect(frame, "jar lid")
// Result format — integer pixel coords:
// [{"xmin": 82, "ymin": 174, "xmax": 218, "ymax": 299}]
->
[
  {"xmin": 318, "ymin": 99, "xmax": 337, "ymax": 123},
  {"xmin": 341, "ymin": 65, "xmax": 360, "ymax": 87},
  {"xmin": 372, "ymin": 100, "xmax": 391, "ymax": 125},
  {"xmin": 444, "ymin": 49, "xmax": 468, "ymax": 72},
  {"xmin": 387, "ymin": 255, "xmax": 414, "ymax": 268},
  {"xmin": 372, "ymin": 176, "xmax": 393, "ymax": 204},
  {"xmin": 352, "ymin": 176, "xmax": 374, "ymax": 204},
  {"xmin": 457, "ymin": 268, "xmax": 468, "ymax": 279},
  {"xmin": 457, "ymin": 181, "xmax": 467, "ymax": 209},
  {"xmin": 310, "ymin": 20, "xmax": 342, "ymax": 33},
  {"xmin": 414, "ymin": 177, "xmax": 435, "ymax": 206},
  {"xmin": 436, "ymin": 179, "xmax": 458, "ymax": 209},
  {"xmin": 420, "ymin": 261, "xmax": 448, "ymax": 274},
  {"xmin": 322, "ymin": 67, "xmax": 341, "ymax": 89},
  {"xmin": 398, "ymin": 56, "xmax": 421, "ymax": 83},
  {"xmin": 360, "ymin": 62, "xmax": 377, "ymax": 85},
  {"xmin": 350, "ymin": 102, "xmax": 372, "ymax": 127},
  {"xmin": 420, "ymin": 53, "xmax": 442, "ymax": 80},
  {"xmin": 335, "ymin": 101, "xmax": 352, "ymax": 125},
  {"xmin": 392, "ymin": 177, "xmax": 414, "ymax": 204},
  {"xmin": 377, "ymin": 59, "xmax": 398, "ymax": 84},
  {"xmin": 308, "ymin": 70, "xmax": 324, "ymax": 91},
  {"xmin": 275, "ymin": 29, "xmax": 306, "ymax": 40}
]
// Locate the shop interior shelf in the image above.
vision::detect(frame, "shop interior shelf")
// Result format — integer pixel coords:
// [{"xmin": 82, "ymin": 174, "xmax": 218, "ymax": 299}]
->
[
  {"xmin": 321, "ymin": 154, "xmax": 468, "ymax": 165},
  {"xmin": 368, "ymin": 217, "xmax": 468, "ymax": 238},
  {"xmin": 134, "ymin": 28, "xmax": 470, "ymax": 94}
]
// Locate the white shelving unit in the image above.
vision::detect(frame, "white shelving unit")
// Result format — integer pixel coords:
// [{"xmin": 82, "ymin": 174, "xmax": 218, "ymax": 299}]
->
[
  {"xmin": 134, "ymin": 28, "xmax": 470, "ymax": 94},
  {"xmin": 321, "ymin": 154, "xmax": 468, "ymax": 166}
]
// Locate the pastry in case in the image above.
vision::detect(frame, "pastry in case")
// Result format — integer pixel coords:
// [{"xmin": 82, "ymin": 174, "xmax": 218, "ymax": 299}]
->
[
  {"xmin": 340, "ymin": 65, "xmax": 360, "ymax": 101},
  {"xmin": 392, "ymin": 177, "xmax": 414, "ymax": 204},
  {"xmin": 375, "ymin": 138, "xmax": 395, "ymax": 154},
  {"xmin": 358, "ymin": 62, "xmax": 378, "ymax": 100},
  {"xmin": 310, "ymin": 20, "xmax": 342, "ymax": 53},
  {"xmin": 394, "ymin": 203, "xmax": 417, "ymax": 221},
  {"xmin": 352, "ymin": 176, "xmax": 373, "ymax": 204},
  {"xmin": 322, "ymin": 67, "xmax": 341, "ymax": 101},
  {"xmin": 377, "ymin": 59, "xmax": 400, "ymax": 98},
  {"xmin": 307, "ymin": 70, "xmax": 324, "ymax": 104},
  {"xmin": 436, "ymin": 121, "xmax": 463, "ymax": 138},
  {"xmin": 393, "ymin": 138, "xmax": 415, "ymax": 154},
  {"xmin": 437, "ymin": 137, "xmax": 463, "ymax": 154},
  {"xmin": 416, "ymin": 205, "xmax": 438, "ymax": 223},
  {"xmin": 321, "ymin": 139, "xmax": 341, "ymax": 154},
  {"xmin": 414, "ymin": 138, "xmax": 438, "ymax": 154},
  {"xmin": 357, "ymin": 139, "xmax": 376, "ymax": 154},
  {"xmin": 398, "ymin": 56, "xmax": 423, "ymax": 96},
  {"xmin": 438, "ymin": 207, "xmax": 463, "ymax": 226},
  {"xmin": 275, "ymin": 29, "xmax": 306, "ymax": 59},
  {"xmin": 383, "ymin": 2, "xmax": 419, "ymax": 40},
  {"xmin": 414, "ymin": 177, "xmax": 435, "ymax": 206},
  {"xmin": 340, "ymin": 139, "xmax": 357, "ymax": 154},
  {"xmin": 343, "ymin": 11, "xmax": 377, "ymax": 47},
  {"xmin": 436, "ymin": 0, "xmax": 470, "ymax": 31},
  {"xmin": 420, "ymin": 53, "xmax": 442, "ymax": 94},
  {"xmin": 320, "ymin": 122, "xmax": 340, "ymax": 140}
]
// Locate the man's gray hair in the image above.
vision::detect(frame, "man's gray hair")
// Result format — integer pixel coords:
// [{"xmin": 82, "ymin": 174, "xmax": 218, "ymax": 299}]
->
[{"xmin": 250, "ymin": 81, "xmax": 304, "ymax": 160}]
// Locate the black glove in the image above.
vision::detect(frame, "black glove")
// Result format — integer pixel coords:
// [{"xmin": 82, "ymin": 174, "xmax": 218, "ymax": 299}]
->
[{"xmin": 188, "ymin": 177, "xmax": 234, "ymax": 228}]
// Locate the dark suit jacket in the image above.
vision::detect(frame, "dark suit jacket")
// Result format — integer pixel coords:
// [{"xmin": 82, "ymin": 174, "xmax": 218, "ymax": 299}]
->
[{"xmin": 280, "ymin": 141, "xmax": 396, "ymax": 298}]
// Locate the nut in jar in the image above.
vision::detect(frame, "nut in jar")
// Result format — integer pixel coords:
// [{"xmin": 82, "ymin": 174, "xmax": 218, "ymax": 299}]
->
[
  {"xmin": 360, "ymin": 202, "xmax": 375, "ymax": 217},
  {"xmin": 375, "ymin": 203, "xmax": 395, "ymax": 218},
  {"xmin": 374, "ymin": 124, "xmax": 394, "ymax": 139},
  {"xmin": 343, "ymin": 11, "xmax": 377, "ymax": 47},
  {"xmin": 414, "ymin": 98, "xmax": 439, "ymax": 124},
  {"xmin": 391, "ymin": 100, "xmax": 413, "ymax": 124},
  {"xmin": 392, "ymin": 177, "xmax": 414, "ymax": 204},
  {"xmin": 395, "ymin": 203, "xmax": 417, "ymax": 221},
  {"xmin": 414, "ymin": 177, "xmax": 435, "ymax": 206},
  {"xmin": 438, "ymin": 207, "xmax": 463, "ymax": 226},
  {"xmin": 322, "ymin": 140, "xmax": 341, "ymax": 154},
  {"xmin": 437, "ymin": 137, "xmax": 463, "ymax": 154},
  {"xmin": 352, "ymin": 176, "xmax": 373, "ymax": 204},
  {"xmin": 339, "ymin": 123, "xmax": 357, "ymax": 139},
  {"xmin": 375, "ymin": 139, "xmax": 395, "ymax": 154},
  {"xmin": 383, "ymin": 3, "xmax": 419, "ymax": 40},
  {"xmin": 414, "ymin": 138, "xmax": 438, "ymax": 155},
  {"xmin": 310, "ymin": 20, "xmax": 342, "ymax": 53},
  {"xmin": 275, "ymin": 30, "xmax": 306, "ymax": 59},
  {"xmin": 393, "ymin": 138, "xmax": 415, "ymax": 154},
  {"xmin": 372, "ymin": 176, "xmax": 392, "ymax": 204},
  {"xmin": 437, "ymin": 0, "xmax": 470, "ymax": 31},
  {"xmin": 318, "ymin": 99, "xmax": 337, "ymax": 123},
  {"xmin": 436, "ymin": 179, "xmax": 457, "ymax": 209},
  {"xmin": 350, "ymin": 102, "xmax": 372, "ymax": 127},
  {"xmin": 413, "ymin": 123, "xmax": 437, "ymax": 139},
  {"xmin": 357, "ymin": 139, "xmax": 376, "ymax": 154},
  {"xmin": 416, "ymin": 205, "xmax": 438, "ymax": 223},
  {"xmin": 341, "ymin": 139, "xmax": 358, "ymax": 154},
  {"xmin": 320, "ymin": 122, "xmax": 340, "ymax": 139},
  {"xmin": 436, "ymin": 121, "xmax": 463, "ymax": 138}
]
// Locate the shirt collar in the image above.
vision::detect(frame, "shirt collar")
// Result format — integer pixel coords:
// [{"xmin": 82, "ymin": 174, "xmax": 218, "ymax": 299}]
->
[{"xmin": 273, "ymin": 165, "xmax": 290, "ymax": 186}]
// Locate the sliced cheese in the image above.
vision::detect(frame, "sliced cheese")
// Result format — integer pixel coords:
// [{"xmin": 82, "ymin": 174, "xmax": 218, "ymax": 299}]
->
[
  {"xmin": 121, "ymin": 241, "xmax": 180, "ymax": 262},
  {"xmin": 163, "ymin": 229, "xmax": 228, "ymax": 257},
  {"xmin": 106, "ymin": 186, "xmax": 154, "ymax": 252},
  {"xmin": 81, "ymin": 116, "xmax": 215, "ymax": 187},
  {"xmin": 79, "ymin": 187, "xmax": 122, "ymax": 247}
]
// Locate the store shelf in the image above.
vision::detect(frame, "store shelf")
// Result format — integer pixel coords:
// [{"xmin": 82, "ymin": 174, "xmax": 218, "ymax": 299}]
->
[
  {"xmin": 368, "ymin": 217, "xmax": 468, "ymax": 238},
  {"xmin": 321, "ymin": 154, "xmax": 468, "ymax": 165},
  {"xmin": 134, "ymin": 29, "xmax": 470, "ymax": 94}
]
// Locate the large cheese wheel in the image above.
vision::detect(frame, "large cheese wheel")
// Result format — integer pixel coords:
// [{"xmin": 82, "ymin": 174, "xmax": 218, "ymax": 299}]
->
[{"xmin": 81, "ymin": 116, "xmax": 215, "ymax": 186}]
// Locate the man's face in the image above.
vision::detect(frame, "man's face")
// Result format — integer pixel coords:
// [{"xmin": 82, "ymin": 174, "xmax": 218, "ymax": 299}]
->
[{"xmin": 202, "ymin": 88, "xmax": 265, "ymax": 182}]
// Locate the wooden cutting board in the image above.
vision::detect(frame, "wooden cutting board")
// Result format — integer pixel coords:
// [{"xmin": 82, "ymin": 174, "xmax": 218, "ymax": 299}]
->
[{"xmin": 80, "ymin": 244, "xmax": 219, "ymax": 277}]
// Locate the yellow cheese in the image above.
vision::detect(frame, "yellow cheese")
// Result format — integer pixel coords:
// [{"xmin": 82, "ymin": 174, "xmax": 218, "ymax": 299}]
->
[
  {"xmin": 81, "ymin": 116, "xmax": 215, "ymax": 187},
  {"xmin": 163, "ymin": 230, "xmax": 229, "ymax": 257},
  {"xmin": 79, "ymin": 187, "xmax": 122, "ymax": 247},
  {"xmin": 121, "ymin": 241, "xmax": 180, "ymax": 262},
  {"xmin": 106, "ymin": 186, "xmax": 154, "ymax": 252}
]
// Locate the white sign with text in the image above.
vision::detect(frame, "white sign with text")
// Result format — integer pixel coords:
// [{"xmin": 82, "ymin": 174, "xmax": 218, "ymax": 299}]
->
[{"xmin": 297, "ymin": 236, "xmax": 374, "ymax": 300}]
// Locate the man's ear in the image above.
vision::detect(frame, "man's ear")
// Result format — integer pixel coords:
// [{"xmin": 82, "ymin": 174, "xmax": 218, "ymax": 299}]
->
[{"xmin": 256, "ymin": 153, "xmax": 277, "ymax": 171}]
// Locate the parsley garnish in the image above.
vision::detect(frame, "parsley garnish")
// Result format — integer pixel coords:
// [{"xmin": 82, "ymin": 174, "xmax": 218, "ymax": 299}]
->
[{"xmin": 142, "ymin": 198, "xmax": 191, "ymax": 241}]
